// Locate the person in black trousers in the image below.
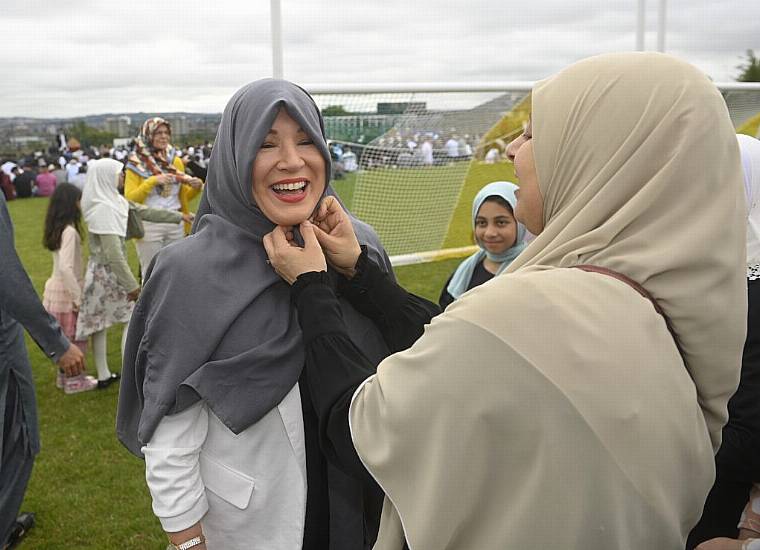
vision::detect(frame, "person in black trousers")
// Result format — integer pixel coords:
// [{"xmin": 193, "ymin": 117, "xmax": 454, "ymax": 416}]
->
[
  {"xmin": 687, "ymin": 134, "xmax": 760, "ymax": 549},
  {"xmin": 0, "ymin": 193, "xmax": 86, "ymax": 549}
]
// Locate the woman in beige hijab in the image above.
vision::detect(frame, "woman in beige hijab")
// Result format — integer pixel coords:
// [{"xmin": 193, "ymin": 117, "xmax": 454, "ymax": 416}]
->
[{"xmin": 266, "ymin": 52, "xmax": 747, "ymax": 549}]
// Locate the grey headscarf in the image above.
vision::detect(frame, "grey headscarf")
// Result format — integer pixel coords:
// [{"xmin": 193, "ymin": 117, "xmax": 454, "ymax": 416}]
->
[{"xmin": 117, "ymin": 79, "xmax": 392, "ymax": 456}]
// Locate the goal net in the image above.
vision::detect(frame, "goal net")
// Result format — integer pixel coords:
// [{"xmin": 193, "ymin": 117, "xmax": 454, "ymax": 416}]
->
[{"xmin": 309, "ymin": 83, "xmax": 760, "ymax": 264}]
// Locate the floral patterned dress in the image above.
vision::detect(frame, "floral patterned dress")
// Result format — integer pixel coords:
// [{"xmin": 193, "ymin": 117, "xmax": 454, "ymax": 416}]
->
[{"xmin": 75, "ymin": 232, "xmax": 135, "ymax": 340}]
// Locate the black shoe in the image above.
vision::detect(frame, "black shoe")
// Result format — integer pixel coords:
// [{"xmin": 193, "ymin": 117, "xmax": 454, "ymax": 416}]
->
[
  {"xmin": 97, "ymin": 372, "xmax": 120, "ymax": 389},
  {"xmin": 5, "ymin": 512, "xmax": 34, "ymax": 549}
]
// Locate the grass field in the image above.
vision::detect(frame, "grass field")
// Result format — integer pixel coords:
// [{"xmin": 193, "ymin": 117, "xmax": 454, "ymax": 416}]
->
[
  {"xmin": 8, "ymin": 195, "xmax": 464, "ymax": 549},
  {"xmin": 331, "ymin": 160, "xmax": 517, "ymax": 256}
]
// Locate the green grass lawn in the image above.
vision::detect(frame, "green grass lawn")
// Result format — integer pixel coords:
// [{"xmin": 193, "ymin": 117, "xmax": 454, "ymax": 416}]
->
[
  {"xmin": 8, "ymin": 195, "xmax": 463, "ymax": 549},
  {"xmin": 330, "ymin": 160, "xmax": 517, "ymax": 256}
]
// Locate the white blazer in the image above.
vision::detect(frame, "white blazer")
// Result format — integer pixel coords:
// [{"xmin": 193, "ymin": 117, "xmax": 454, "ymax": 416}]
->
[{"xmin": 143, "ymin": 383, "xmax": 307, "ymax": 549}]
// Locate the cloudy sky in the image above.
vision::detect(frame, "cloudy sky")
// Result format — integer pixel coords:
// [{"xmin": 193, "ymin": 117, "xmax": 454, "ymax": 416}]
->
[{"xmin": 2, "ymin": 0, "xmax": 758, "ymax": 118}]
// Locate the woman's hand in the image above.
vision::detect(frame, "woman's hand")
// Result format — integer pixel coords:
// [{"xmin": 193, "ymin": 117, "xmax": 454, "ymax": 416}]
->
[
  {"xmin": 181, "ymin": 212, "xmax": 195, "ymax": 225},
  {"xmin": 155, "ymin": 174, "xmax": 174, "ymax": 185},
  {"xmin": 185, "ymin": 177, "xmax": 203, "ymax": 189},
  {"xmin": 263, "ymin": 221, "xmax": 327, "ymax": 285},
  {"xmin": 126, "ymin": 287, "xmax": 141, "ymax": 302},
  {"xmin": 310, "ymin": 196, "xmax": 361, "ymax": 278},
  {"xmin": 57, "ymin": 344, "xmax": 86, "ymax": 377}
]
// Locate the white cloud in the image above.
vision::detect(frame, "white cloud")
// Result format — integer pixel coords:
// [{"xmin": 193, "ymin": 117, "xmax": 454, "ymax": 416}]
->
[{"xmin": 1, "ymin": 0, "xmax": 757, "ymax": 117}]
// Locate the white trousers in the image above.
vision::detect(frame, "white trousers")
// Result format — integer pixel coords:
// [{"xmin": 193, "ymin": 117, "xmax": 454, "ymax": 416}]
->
[{"xmin": 134, "ymin": 220, "xmax": 184, "ymax": 280}]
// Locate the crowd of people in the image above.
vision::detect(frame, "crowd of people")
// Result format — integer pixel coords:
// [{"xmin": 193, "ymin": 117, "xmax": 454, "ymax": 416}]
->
[
  {"xmin": 0, "ymin": 139, "xmax": 211, "ymax": 202},
  {"xmin": 1, "ymin": 52, "xmax": 760, "ymax": 550},
  {"xmin": 326, "ymin": 128, "xmax": 484, "ymax": 173}
]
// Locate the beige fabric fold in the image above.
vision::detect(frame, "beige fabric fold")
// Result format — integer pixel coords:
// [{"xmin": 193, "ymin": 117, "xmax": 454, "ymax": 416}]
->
[{"xmin": 349, "ymin": 52, "xmax": 746, "ymax": 549}]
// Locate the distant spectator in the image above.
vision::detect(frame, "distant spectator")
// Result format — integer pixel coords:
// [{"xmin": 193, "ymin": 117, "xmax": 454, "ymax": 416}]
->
[
  {"xmin": 181, "ymin": 153, "xmax": 207, "ymax": 182},
  {"xmin": 1, "ymin": 161, "xmax": 17, "ymax": 177},
  {"xmin": 52, "ymin": 163, "xmax": 67, "ymax": 186},
  {"xmin": 398, "ymin": 150, "xmax": 413, "ymax": 167},
  {"xmin": 421, "ymin": 139, "xmax": 434, "ymax": 166},
  {"xmin": 66, "ymin": 158, "xmax": 80, "ymax": 183},
  {"xmin": 459, "ymin": 135, "xmax": 472, "ymax": 157},
  {"xmin": 343, "ymin": 147, "xmax": 358, "ymax": 172},
  {"xmin": 70, "ymin": 164, "xmax": 87, "ymax": 192},
  {"xmin": 330, "ymin": 142, "xmax": 345, "ymax": 179},
  {"xmin": 445, "ymin": 136, "xmax": 459, "ymax": 158},
  {"xmin": 0, "ymin": 170, "xmax": 15, "ymax": 201},
  {"xmin": 13, "ymin": 167, "xmax": 36, "ymax": 199},
  {"xmin": 35, "ymin": 165, "xmax": 57, "ymax": 197},
  {"xmin": 332, "ymin": 141, "xmax": 344, "ymax": 160},
  {"xmin": 484, "ymin": 146, "xmax": 501, "ymax": 164}
]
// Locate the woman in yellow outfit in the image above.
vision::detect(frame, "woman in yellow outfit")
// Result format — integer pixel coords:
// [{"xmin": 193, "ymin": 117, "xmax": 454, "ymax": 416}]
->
[{"xmin": 125, "ymin": 117, "xmax": 203, "ymax": 278}]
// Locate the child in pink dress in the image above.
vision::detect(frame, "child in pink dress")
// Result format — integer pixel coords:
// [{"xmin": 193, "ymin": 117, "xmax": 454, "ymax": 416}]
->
[{"xmin": 42, "ymin": 183, "xmax": 96, "ymax": 394}]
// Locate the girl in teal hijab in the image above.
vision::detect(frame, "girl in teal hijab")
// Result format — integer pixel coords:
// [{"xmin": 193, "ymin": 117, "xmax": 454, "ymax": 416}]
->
[{"xmin": 439, "ymin": 181, "xmax": 527, "ymax": 309}]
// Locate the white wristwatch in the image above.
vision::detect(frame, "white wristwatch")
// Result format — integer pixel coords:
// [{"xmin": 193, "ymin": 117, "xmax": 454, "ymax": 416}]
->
[{"xmin": 171, "ymin": 535, "xmax": 205, "ymax": 550}]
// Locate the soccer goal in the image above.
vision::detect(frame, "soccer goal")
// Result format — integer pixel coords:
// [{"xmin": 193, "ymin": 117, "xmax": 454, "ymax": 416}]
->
[{"xmin": 306, "ymin": 82, "xmax": 760, "ymax": 265}]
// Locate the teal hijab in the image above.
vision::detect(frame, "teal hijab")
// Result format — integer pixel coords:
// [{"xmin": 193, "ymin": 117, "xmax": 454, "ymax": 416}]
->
[{"xmin": 446, "ymin": 181, "xmax": 527, "ymax": 299}]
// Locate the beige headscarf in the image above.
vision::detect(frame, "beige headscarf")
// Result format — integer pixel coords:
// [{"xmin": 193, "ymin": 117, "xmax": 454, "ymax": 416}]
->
[{"xmin": 349, "ymin": 53, "xmax": 747, "ymax": 549}]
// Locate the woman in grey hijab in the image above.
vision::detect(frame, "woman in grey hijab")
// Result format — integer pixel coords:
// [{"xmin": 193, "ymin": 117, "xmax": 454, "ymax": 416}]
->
[{"xmin": 117, "ymin": 79, "xmax": 396, "ymax": 550}]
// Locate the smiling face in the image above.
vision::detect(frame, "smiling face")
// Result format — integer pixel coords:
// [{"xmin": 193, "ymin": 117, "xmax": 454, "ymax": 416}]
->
[
  {"xmin": 251, "ymin": 108, "xmax": 326, "ymax": 226},
  {"xmin": 475, "ymin": 198, "xmax": 518, "ymax": 254}
]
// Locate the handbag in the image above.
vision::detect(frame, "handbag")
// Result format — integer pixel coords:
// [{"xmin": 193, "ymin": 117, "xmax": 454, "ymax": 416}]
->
[{"xmin": 126, "ymin": 205, "xmax": 145, "ymax": 240}]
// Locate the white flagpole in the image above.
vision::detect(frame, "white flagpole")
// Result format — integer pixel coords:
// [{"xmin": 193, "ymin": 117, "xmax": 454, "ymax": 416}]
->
[
  {"xmin": 636, "ymin": 0, "xmax": 646, "ymax": 51},
  {"xmin": 657, "ymin": 0, "xmax": 667, "ymax": 52},
  {"xmin": 270, "ymin": 0, "xmax": 284, "ymax": 78}
]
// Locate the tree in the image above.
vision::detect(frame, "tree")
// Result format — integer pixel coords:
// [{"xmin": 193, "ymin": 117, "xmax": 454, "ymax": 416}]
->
[
  {"xmin": 322, "ymin": 105, "xmax": 350, "ymax": 117},
  {"xmin": 67, "ymin": 121, "xmax": 117, "ymax": 148},
  {"xmin": 736, "ymin": 49, "xmax": 760, "ymax": 82}
]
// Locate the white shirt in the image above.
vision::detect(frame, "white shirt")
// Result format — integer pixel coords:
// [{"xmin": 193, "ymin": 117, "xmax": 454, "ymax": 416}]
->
[
  {"xmin": 1, "ymin": 161, "xmax": 16, "ymax": 176},
  {"xmin": 421, "ymin": 141, "xmax": 434, "ymax": 165},
  {"xmin": 66, "ymin": 163, "xmax": 81, "ymax": 182},
  {"xmin": 343, "ymin": 150, "xmax": 358, "ymax": 172},
  {"xmin": 445, "ymin": 138, "xmax": 459, "ymax": 157},
  {"xmin": 144, "ymin": 180, "xmax": 182, "ymax": 211},
  {"xmin": 144, "ymin": 383, "xmax": 307, "ymax": 549}
]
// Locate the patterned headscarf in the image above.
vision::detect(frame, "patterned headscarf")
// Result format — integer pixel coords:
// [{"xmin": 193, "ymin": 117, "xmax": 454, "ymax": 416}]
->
[{"xmin": 126, "ymin": 117, "xmax": 180, "ymax": 197}]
